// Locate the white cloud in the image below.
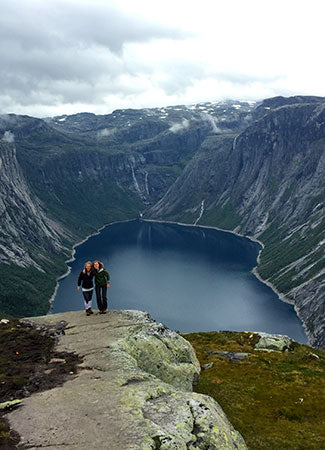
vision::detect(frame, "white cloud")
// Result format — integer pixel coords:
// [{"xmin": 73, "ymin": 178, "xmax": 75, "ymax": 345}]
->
[
  {"xmin": 2, "ymin": 131, "xmax": 15, "ymax": 143},
  {"xmin": 169, "ymin": 119, "xmax": 190, "ymax": 133},
  {"xmin": 97, "ymin": 128, "xmax": 116, "ymax": 138},
  {"xmin": 0, "ymin": 0, "xmax": 324, "ymax": 117},
  {"xmin": 200, "ymin": 113, "xmax": 222, "ymax": 134}
]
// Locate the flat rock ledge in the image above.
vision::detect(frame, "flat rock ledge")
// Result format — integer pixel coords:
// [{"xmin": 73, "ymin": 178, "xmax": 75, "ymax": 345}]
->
[{"xmin": 8, "ymin": 310, "xmax": 246, "ymax": 449}]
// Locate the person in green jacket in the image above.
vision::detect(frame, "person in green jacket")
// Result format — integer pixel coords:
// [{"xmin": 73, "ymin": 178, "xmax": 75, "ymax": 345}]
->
[{"xmin": 93, "ymin": 260, "xmax": 110, "ymax": 314}]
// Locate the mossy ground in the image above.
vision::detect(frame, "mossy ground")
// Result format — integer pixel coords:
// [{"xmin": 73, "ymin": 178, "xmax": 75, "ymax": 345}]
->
[
  {"xmin": 184, "ymin": 331, "xmax": 325, "ymax": 450},
  {"xmin": 0, "ymin": 318, "xmax": 81, "ymax": 448}
]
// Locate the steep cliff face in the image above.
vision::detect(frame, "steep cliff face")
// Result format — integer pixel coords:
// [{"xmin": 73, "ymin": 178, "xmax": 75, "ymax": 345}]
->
[
  {"xmin": 147, "ymin": 98, "xmax": 325, "ymax": 348},
  {"xmin": 0, "ymin": 138, "xmax": 72, "ymax": 316},
  {"xmin": 0, "ymin": 140, "xmax": 65, "ymax": 268}
]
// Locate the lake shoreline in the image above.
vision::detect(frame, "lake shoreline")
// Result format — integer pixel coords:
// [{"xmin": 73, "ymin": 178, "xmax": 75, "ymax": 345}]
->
[
  {"xmin": 48, "ymin": 218, "xmax": 137, "ymax": 311},
  {"xmin": 50, "ymin": 217, "xmax": 309, "ymax": 345}
]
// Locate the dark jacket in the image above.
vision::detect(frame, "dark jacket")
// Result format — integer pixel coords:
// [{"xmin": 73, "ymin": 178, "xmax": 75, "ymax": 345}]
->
[
  {"xmin": 94, "ymin": 267, "xmax": 110, "ymax": 286},
  {"xmin": 78, "ymin": 270, "xmax": 94, "ymax": 289}
]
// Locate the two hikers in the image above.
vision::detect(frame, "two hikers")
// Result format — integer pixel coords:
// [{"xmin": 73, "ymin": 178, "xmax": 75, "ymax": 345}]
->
[{"xmin": 77, "ymin": 260, "xmax": 110, "ymax": 315}]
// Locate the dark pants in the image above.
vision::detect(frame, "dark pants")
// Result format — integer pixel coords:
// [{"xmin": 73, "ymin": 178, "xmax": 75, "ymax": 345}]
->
[
  {"xmin": 95, "ymin": 285, "xmax": 107, "ymax": 311},
  {"xmin": 82, "ymin": 290, "xmax": 93, "ymax": 305}
]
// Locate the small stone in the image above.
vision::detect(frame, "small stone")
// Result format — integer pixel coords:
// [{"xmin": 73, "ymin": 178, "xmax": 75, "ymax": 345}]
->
[
  {"xmin": 0, "ymin": 399, "xmax": 22, "ymax": 410},
  {"xmin": 214, "ymin": 351, "xmax": 249, "ymax": 362},
  {"xmin": 0, "ymin": 318, "xmax": 10, "ymax": 324},
  {"xmin": 49, "ymin": 358, "xmax": 66, "ymax": 364},
  {"xmin": 202, "ymin": 363, "xmax": 214, "ymax": 370}
]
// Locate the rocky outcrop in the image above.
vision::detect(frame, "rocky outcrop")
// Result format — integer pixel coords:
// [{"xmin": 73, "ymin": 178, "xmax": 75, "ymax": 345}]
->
[
  {"xmin": 254, "ymin": 332, "xmax": 294, "ymax": 352},
  {"xmin": 8, "ymin": 310, "xmax": 246, "ymax": 449}
]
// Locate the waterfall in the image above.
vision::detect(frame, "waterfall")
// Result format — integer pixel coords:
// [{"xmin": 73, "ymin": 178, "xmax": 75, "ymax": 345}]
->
[
  {"xmin": 232, "ymin": 135, "xmax": 238, "ymax": 151},
  {"xmin": 131, "ymin": 165, "xmax": 141, "ymax": 193},
  {"xmin": 144, "ymin": 171, "xmax": 149, "ymax": 196},
  {"xmin": 194, "ymin": 200, "xmax": 205, "ymax": 225}
]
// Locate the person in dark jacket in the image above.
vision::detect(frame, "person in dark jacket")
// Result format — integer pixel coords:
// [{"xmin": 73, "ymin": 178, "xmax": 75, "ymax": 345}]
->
[
  {"xmin": 93, "ymin": 260, "xmax": 110, "ymax": 314},
  {"xmin": 77, "ymin": 261, "xmax": 95, "ymax": 315}
]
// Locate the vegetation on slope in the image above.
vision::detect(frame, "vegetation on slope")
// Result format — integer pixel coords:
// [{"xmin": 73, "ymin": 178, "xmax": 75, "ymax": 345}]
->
[
  {"xmin": 0, "ymin": 318, "xmax": 81, "ymax": 447},
  {"xmin": 184, "ymin": 331, "xmax": 325, "ymax": 450}
]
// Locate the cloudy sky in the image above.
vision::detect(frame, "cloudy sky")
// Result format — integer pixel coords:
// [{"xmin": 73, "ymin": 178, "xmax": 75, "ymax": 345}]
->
[{"xmin": 1, "ymin": 0, "xmax": 324, "ymax": 117}]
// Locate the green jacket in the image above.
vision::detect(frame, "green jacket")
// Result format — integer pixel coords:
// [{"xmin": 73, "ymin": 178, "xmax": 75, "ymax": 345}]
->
[{"xmin": 94, "ymin": 268, "xmax": 110, "ymax": 286}]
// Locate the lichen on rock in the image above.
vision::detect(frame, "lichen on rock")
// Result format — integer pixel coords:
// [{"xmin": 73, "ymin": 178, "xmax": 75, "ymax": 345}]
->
[
  {"xmin": 7, "ymin": 310, "xmax": 247, "ymax": 449},
  {"xmin": 110, "ymin": 310, "xmax": 200, "ymax": 391},
  {"xmin": 254, "ymin": 332, "xmax": 294, "ymax": 352}
]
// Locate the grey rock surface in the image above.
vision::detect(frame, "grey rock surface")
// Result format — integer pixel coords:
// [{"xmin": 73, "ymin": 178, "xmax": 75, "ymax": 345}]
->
[
  {"xmin": 0, "ymin": 140, "xmax": 67, "ymax": 268},
  {"xmin": 8, "ymin": 310, "xmax": 247, "ymax": 449},
  {"xmin": 255, "ymin": 332, "xmax": 294, "ymax": 352},
  {"xmin": 215, "ymin": 351, "xmax": 249, "ymax": 362}
]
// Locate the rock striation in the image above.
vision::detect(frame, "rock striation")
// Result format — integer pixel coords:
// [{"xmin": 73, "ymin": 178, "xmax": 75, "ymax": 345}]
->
[
  {"xmin": 8, "ymin": 310, "xmax": 246, "ymax": 449},
  {"xmin": 0, "ymin": 140, "xmax": 65, "ymax": 268}
]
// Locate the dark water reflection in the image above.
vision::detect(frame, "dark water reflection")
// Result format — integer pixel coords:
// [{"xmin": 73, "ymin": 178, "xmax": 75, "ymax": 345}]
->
[{"xmin": 53, "ymin": 220, "xmax": 307, "ymax": 343}]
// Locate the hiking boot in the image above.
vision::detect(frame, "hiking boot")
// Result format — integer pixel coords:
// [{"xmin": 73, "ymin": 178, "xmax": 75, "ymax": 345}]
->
[
  {"xmin": 89, "ymin": 309, "xmax": 94, "ymax": 314},
  {"xmin": 102, "ymin": 310, "xmax": 107, "ymax": 314},
  {"xmin": 86, "ymin": 308, "xmax": 91, "ymax": 316}
]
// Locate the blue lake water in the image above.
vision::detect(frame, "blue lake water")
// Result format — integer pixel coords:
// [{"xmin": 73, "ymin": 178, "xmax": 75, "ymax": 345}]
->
[{"xmin": 53, "ymin": 220, "xmax": 307, "ymax": 343}]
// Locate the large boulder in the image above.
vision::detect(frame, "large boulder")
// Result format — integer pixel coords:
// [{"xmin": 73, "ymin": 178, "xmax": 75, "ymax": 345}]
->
[{"xmin": 255, "ymin": 332, "xmax": 294, "ymax": 352}]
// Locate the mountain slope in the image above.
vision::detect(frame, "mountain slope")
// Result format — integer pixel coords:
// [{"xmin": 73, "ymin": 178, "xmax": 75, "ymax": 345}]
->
[{"xmin": 147, "ymin": 98, "xmax": 325, "ymax": 348}]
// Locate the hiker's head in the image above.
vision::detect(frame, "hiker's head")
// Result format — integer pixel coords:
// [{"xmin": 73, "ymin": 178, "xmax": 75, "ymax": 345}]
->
[
  {"xmin": 93, "ymin": 260, "xmax": 102, "ymax": 270},
  {"xmin": 84, "ymin": 261, "xmax": 92, "ymax": 272}
]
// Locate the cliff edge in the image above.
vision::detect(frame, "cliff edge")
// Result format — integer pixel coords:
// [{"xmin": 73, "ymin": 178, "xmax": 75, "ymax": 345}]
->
[{"xmin": 7, "ymin": 310, "xmax": 246, "ymax": 449}]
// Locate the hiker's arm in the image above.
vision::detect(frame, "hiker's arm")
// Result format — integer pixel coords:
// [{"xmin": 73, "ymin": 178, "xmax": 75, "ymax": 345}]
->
[
  {"xmin": 77, "ymin": 272, "xmax": 82, "ymax": 291},
  {"xmin": 105, "ymin": 271, "xmax": 110, "ymax": 288}
]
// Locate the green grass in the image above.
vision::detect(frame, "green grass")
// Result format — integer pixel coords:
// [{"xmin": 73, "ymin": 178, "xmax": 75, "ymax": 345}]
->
[
  {"xmin": 0, "ymin": 265, "xmax": 60, "ymax": 318},
  {"xmin": 200, "ymin": 200, "xmax": 241, "ymax": 229},
  {"xmin": 258, "ymin": 218, "xmax": 325, "ymax": 291},
  {"xmin": 184, "ymin": 331, "xmax": 325, "ymax": 450}
]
